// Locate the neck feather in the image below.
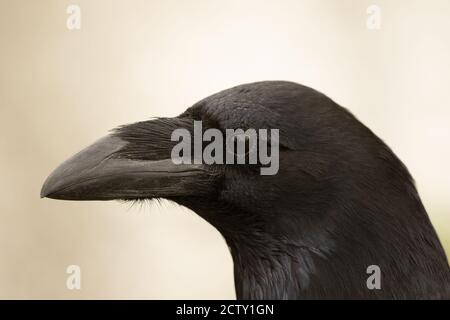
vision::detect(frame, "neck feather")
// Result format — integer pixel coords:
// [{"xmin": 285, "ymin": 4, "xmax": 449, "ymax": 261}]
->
[{"xmin": 175, "ymin": 198, "xmax": 450, "ymax": 299}]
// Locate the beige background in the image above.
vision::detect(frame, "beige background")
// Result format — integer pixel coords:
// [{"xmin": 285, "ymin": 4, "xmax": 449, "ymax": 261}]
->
[{"xmin": 0, "ymin": 0, "xmax": 449, "ymax": 299}]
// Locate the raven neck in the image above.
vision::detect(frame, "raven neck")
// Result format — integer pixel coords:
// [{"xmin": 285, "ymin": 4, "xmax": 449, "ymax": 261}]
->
[
  {"xmin": 226, "ymin": 237, "xmax": 321, "ymax": 299},
  {"xmin": 174, "ymin": 198, "xmax": 450, "ymax": 299},
  {"xmin": 222, "ymin": 208, "xmax": 450, "ymax": 300},
  {"xmin": 225, "ymin": 227, "xmax": 448, "ymax": 300}
]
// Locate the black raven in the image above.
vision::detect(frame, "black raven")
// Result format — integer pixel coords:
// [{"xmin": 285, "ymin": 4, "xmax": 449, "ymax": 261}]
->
[{"xmin": 41, "ymin": 81, "xmax": 450, "ymax": 299}]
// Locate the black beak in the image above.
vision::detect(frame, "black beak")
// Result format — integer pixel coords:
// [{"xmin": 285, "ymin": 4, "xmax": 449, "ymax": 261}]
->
[{"xmin": 40, "ymin": 135, "xmax": 213, "ymax": 201}]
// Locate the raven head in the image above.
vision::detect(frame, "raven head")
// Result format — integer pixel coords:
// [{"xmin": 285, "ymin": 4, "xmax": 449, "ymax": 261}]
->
[
  {"xmin": 41, "ymin": 82, "xmax": 339, "ymax": 222},
  {"xmin": 41, "ymin": 81, "xmax": 450, "ymax": 299}
]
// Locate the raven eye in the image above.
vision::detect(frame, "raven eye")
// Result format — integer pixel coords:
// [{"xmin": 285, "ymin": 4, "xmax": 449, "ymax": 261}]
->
[
  {"xmin": 225, "ymin": 132, "xmax": 257, "ymax": 158},
  {"xmin": 220, "ymin": 131, "xmax": 265, "ymax": 169}
]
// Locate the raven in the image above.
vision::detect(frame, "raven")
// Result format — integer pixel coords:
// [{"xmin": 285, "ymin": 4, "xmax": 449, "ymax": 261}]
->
[{"xmin": 41, "ymin": 81, "xmax": 450, "ymax": 299}]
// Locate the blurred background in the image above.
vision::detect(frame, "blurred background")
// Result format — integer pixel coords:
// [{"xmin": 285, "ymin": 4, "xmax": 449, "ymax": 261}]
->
[{"xmin": 0, "ymin": 0, "xmax": 449, "ymax": 299}]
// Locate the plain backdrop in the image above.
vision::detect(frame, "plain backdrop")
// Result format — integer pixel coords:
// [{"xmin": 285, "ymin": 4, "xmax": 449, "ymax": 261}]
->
[{"xmin": 0, "ymin": 0, "xmax": 449, "ymax": 299}]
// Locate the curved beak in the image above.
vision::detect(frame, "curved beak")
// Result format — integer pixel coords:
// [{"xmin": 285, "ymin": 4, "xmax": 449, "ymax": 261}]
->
[{"xmin": 40, "ymin": 135, "xmax": 212, "ymax": 201}]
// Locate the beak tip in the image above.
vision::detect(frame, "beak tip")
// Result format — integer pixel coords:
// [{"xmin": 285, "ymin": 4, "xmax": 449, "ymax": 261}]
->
[
  {"xmin": 40, "ymin": 173, "xmax": 59, "ymax": 199},
  {"xmin": 40, "ymin": 189, "xmax": 47, "ymax": 199},
  {"xmin": 40, "ymin": 180, "xmax": 51, "ymax": 199}
]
